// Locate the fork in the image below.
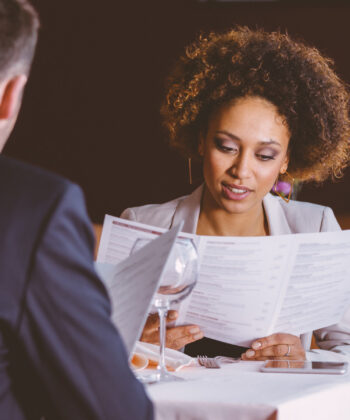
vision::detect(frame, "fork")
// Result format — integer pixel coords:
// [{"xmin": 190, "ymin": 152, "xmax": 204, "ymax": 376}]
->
[
  {"xmin": 197, "ymin": 355, "xmax": 240, "ymax": 368},
  {"xmin": 197, "ymin": 355, "xmax": 220, "ymax": 368}
]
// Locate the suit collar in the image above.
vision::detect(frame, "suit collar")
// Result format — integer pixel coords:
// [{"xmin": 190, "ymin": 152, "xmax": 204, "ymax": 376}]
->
[{"xmin": 172, "ymin": 184, "xmax": 292, "ymax": 235}]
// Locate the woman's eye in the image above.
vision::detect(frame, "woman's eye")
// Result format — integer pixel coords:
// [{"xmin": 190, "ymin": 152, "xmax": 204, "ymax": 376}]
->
[
  {"xmin": 257, "ymin": 154, "xmax": 275, "ymax": 161},
  {"xmin": 220, "ymin": 145, "xmax": 235, "ymax": 152},
  {"xmin": 214, "ymin": 138, "xmax": 237, "ymax": 153}
]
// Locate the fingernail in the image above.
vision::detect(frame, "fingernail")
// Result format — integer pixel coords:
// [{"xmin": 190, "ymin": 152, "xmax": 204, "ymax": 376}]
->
[
  {"xmin": 252, "ymin": 342, "xmax": 261, "ymax": 350},
  {"xmin": 246, "ymin": 350, "xmax": 255, "ymax": 358},
  {"xmin": 189, "ymin": 327, "xmax": 200, "ymax": 334},
  {"xmin": 193, "ymin": 332, "xmax": 203, "ymax": 340},
  {"xmin": 169, "ymin": 312, "xmax": 177, "ymax": 320}
]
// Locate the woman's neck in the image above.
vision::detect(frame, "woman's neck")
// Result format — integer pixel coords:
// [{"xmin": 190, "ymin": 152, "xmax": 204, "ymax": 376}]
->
[{"xmin": 196, "ymin": 187, "xmax": 268, "ymax": 237}]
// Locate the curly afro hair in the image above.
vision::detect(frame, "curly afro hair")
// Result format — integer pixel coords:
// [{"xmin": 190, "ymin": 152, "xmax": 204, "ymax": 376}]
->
[{"xmin": 161, "ymin": 26, "xmax": 350, "ymax": 182}]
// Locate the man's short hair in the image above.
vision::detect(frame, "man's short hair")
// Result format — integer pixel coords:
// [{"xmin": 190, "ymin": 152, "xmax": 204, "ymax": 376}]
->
[{"xmin": 0, "ymin": 0, "xmax": 39, "ymax": 77}]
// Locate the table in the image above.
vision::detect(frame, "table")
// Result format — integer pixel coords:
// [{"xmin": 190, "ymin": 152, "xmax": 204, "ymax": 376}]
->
[{"xmin": 146, "ymin": 359, "xmax": 350, "ymax": 420}]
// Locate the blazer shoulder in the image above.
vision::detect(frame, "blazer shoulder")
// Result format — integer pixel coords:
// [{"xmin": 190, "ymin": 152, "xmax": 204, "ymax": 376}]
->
[
  {"xmin": 0, "ymin": 155, "xmax": 73, "ymax": 202},
  {"xmin": 1, "ymin": 154, "xmax": 69, "ymax": 183},
  {"xmin": 278, "ymin": 197, "xmax": 340, "ymax": 232},
  {"xmin": 120, "ymin": 194, "xmax": 188, "ymax": 229},
  {"xmin": 0, "ymin": 156, "xmax": 86, "ymax": 255}
]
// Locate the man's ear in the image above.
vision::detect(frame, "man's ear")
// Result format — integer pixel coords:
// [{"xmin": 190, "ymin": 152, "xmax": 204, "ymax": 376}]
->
[{"xmin": 0, "ymin": 75, "xmax": 27, "ymax": 120}]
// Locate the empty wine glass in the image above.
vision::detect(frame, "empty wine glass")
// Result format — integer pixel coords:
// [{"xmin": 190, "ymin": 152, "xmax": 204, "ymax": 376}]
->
[{"xmin": 131, "ymin": 236, "xmax": 198, "ymax": 382}]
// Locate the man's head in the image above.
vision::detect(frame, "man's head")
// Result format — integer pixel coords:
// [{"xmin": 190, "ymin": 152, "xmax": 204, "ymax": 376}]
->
[{"xmin": 0, "ymin": 0, "xmax": 39, "ymax": 151}]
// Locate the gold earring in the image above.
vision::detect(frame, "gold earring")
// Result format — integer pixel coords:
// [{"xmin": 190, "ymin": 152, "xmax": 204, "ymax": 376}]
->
[
  {"xmin": 273, "ymin": 171, "xmax": 294, "ymax": 203},
  {"xmin": 188, "ymin": 157, "xmax": 192, "ymax": 185}
]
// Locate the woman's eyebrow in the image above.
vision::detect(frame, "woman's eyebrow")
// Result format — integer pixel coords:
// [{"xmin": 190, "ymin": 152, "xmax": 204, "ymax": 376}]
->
[
  {"xmin": 258, "ymin": 140, "xmax": 282, "ymax": 148},
  {"xmin": 216, "ymin": 131, "xmax": 281, "ymax": 147},
  {"xmin": 216, "ymin": 130, "xmax": 241, "ymax": 141}
]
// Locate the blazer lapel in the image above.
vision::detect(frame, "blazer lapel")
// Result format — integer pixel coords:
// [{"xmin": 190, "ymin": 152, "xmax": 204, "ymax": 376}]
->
[
  {"xmin": 172, "ymin": 185, "xmax": 203, "ymax": 234},
  {"xmin": 172, "ymin": 187, "xmax": 291, "ymax": 236},
  {"xmin": 263, "ymin": 193, "xmax": 292, "ymax": 235}
]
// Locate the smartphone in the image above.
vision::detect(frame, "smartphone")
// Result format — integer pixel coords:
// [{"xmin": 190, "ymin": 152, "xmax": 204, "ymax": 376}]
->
[{"xmin": 261, "ymin": 360, "xmax": 348, "ymax": 375}]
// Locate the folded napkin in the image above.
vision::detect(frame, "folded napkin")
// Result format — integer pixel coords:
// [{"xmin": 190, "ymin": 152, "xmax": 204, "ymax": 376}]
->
[{"xmin": 133, "ymin": 341, "xmax": 193, "ymax": 371}]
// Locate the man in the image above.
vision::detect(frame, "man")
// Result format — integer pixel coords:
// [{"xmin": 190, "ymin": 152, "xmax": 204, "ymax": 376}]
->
[{"xmin": 0, "ymin": 1, "xmax": 153, "ymax": 418}]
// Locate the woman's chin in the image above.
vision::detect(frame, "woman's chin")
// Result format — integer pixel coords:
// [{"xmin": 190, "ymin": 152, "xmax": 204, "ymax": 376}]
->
[{"xmin": 219, "ymin": 200, "xmax": 254, "ymax": 215}]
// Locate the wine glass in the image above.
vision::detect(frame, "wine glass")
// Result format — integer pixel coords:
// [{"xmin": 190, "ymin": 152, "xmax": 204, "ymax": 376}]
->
[{"xmin": 131, "ymin": 236, "xmax": 198, "ymax": 383}]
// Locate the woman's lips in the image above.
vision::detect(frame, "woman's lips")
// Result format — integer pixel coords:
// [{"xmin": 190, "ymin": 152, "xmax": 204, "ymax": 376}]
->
[{"xmin": 222, "ymin": 183, "xmax": 252, "ymax": 201}]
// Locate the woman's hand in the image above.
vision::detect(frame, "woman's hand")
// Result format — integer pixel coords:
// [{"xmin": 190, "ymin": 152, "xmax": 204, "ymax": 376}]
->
[
  {"xmin": 241, "ymin": 333, "xmax": 306, "ymax": 361},
  {"xmin": 140, "ymin": 310, "xmax": 204, "ymax": 350}
]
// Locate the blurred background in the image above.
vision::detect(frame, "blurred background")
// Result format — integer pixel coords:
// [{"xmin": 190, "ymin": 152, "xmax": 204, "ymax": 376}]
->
[{"xmin": 4, "ymin": 0, "xmax": 350, "ymax": 225}]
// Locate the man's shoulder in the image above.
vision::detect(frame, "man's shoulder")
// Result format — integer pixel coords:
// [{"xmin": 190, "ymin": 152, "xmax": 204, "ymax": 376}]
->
[
  {"xmin": 0, "ymin": 155, "xmax": 81, "ymax": 205},
  {"xmin": 0, "ymin": 155, "xmax": 70, "ymax": 191},
  {"xmin": 0, "ymin": 155, "xmax": 83, "ymax": 223}
]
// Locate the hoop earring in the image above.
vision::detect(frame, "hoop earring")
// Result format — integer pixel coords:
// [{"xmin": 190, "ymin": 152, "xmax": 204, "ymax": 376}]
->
[
  {"xmin": 188, "ymin": 157, "xmax": 192, "ymax": 185},
  {"xmin": 273, "ymin": 171, "xmax": 294, "ymax": 203}
]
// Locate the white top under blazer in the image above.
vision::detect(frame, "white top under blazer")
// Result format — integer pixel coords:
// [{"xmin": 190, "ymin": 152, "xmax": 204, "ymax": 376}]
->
[{"xmin": 121, "ymin": 184, "xmax": 350, "ymax": 355}]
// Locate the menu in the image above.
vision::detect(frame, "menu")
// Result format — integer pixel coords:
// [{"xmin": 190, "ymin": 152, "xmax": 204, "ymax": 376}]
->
[
  {"xmin": 97, "ymin": 215, "xmax": 350, "ymax": 347},
  {"xmin": 95, "ymin": 223, "xmax": 182, "ymax": 357}
]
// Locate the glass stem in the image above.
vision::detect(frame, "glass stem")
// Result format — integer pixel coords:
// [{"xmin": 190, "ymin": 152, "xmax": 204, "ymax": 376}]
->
[{"xmin": 157, "ymin": 305, "xmax": 169, "ymax": 377}]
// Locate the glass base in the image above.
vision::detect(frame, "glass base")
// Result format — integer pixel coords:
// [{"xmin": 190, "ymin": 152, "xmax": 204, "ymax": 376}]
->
[{"xmin": 136, "ymin": 370, "xmax": 184, "ymax": 384}]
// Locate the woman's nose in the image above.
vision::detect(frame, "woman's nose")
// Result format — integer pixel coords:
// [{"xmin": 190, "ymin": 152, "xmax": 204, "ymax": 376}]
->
[{"xmin": 228, "ymin": 153, "xmax": 252, "ymax": 179}]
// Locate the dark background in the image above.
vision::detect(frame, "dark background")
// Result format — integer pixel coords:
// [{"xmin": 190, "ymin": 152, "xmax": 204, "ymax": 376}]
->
[{"xmin": 4, "ymin": 0, "xmax": 350, "ymax": 223}]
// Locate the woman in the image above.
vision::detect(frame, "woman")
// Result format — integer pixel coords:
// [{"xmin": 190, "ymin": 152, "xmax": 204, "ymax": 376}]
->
[{"xmin": 121, "ymin": 27, "xmax": 350, "ymax": 360}]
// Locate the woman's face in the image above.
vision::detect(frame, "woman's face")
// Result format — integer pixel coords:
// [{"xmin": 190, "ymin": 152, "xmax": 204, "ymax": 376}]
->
[{"xmin": 199, "ymin": 96, "xmax": 290, "ymax": 215}]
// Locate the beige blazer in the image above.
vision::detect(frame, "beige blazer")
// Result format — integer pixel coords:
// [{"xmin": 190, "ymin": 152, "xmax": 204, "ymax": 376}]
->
[{"xmin": 121, "ymin": 185, "xmax": 350, "ymax": 355}]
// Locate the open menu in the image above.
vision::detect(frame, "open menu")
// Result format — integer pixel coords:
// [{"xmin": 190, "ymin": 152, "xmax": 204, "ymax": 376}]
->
[
  {"xmin": 97, "ymin": 215, "xmax": 350, "ymax": 347},
  {"xmin": 95, "ymin": 222, "xmax": 183, "ymax": 357}
]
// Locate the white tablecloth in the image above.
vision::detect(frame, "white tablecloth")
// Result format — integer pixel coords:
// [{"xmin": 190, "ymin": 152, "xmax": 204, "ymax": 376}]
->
[{"xmin": 146, "ymin": 358, "xmax": 350, "ymax": 420}]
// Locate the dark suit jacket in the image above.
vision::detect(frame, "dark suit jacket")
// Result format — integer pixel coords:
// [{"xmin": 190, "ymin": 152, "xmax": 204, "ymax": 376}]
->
[{"xmin": 0, "ymin": 156, "xmax": 153, "ymax": 420}]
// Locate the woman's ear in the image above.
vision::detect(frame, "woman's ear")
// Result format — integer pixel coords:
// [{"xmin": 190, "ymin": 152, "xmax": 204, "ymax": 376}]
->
[
  {"xmin": 280, "ymin": 153, "xmax": 290, "ymax": 174},
  {"xmin": 0, "ymin": 75, "xmax": 27, "ymax": 120}
]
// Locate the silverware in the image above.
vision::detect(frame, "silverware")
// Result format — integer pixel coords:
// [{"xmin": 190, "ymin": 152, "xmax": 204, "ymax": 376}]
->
[
  {"xmin": 197, "ymin": 355, "xmax": 220, "ymax": 368},
  {"xmin": 197, "ymin": 355, "xmax": 240, "ymax": 368}
]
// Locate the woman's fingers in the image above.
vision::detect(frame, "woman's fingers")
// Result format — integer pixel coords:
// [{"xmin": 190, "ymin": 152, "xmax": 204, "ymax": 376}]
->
[
  {"xmin": 242, "ymin": 344, "xmax": 304, "ymax": 360},
  {"xmin": 163, "ymin": 325, "xmax": 203, "ymax": 349},
  {"xmin": 140, "ymin": 328, "xmax": 160, "ymax": 345},
  {"xmin": 140, "ymin": 311, "xmax": 203, "ymax": 349},
  {"xmin": 167, "ymin": 310, "xmax": 178, "ymax": 322},
  {"xmin": 142, "ymin": 310, "xmax": 178, "ymax": 334},
  {"xmin": 251, "ymin": 333, "xmax": 300, "ymax": 350},
  {"xmin": 241, "ymin": 333, "xmax": 306, "ymax": 360},
  {"xmin": 143, "ymin": 313, "xmax": 159, "ymax": 332},
  {"xmin": 142, "ymin": 325, "xmax": 203, "ymax": 349}
]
